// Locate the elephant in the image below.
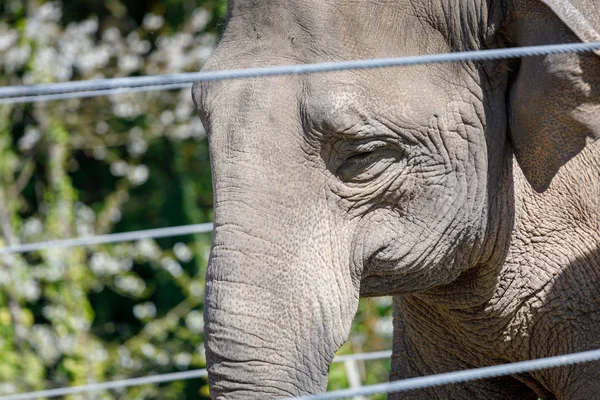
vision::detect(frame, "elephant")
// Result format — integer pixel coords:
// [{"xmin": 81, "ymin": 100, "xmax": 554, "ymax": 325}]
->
[{"xmin": 192, "ymin": 0, "xmax": 600, "ymax": 398}]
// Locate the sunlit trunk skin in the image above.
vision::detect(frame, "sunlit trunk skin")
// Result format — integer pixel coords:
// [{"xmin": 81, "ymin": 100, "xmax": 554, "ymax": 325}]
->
[
  {"xmin": 203, "ymin": 76, "xmax": 359, "ymax": 398},
  {"xmin": 205, "ymin": 191, "xmax": 358, "ymax": 399}
]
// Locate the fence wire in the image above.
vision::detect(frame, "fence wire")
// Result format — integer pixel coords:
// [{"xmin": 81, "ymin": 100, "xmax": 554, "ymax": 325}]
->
[
  {"xmin": 3, "ymin": 348, "xmax": 599, "ymax": 400},
  {"xmin": 0, "ymin": 223, "xmax": 213, "ymax": 255},
  {"xmin": 0, "ymin": 351, "xmax": 391, "ymax": 400},
  {"xmin": 0, "ymin": 42, "xmax": 599, "ymax": 104},
  {"xmin": 0, "ymin": 369, "xmax": 209, "ymax": 400},
  {"xmin": 0, "ymin": 83, "xmax": 192, "ymax": 105},
  {"xmin": 293, "ymin": 348, "xmax": 600, "ymax": 400}
]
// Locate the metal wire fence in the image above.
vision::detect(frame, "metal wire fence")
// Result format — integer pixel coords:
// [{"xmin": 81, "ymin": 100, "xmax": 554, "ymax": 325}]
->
[
  {"xmin": 0, "ymin": 351, "xmax": 394, "ymax": 400},
  {"xmin": 0, "ymin": 223, "xmax": 214, "ymax": 255},
  {"xmin": 3, "ymin": 348, "xmax": 600, "ymax": 400},
  {"xmin": 294, "ymin": 349, "xmax": 600, "ymax": 400},
  {"xmin": 1, "ymin": 41, "xmax": 600, "ymax": 399},
  {"xmin": 1, "ymin": 42, "xmax": 600, "ymax": 104}
]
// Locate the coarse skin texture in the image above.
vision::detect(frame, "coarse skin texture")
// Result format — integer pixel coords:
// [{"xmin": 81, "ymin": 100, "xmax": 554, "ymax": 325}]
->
[{"xmin": 192, "ymin": 0, "xmax": 600, "ymax": 398}]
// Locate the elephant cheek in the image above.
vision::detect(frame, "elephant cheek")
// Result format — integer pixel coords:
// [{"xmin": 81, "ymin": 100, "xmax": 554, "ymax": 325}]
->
[
  {"xmin": 353, "ymin": 211, "xmax": 405, "ymax": 292},
  {"xmin": 354, "ymin": 210, "xmax": 449, "ymax": 296}
]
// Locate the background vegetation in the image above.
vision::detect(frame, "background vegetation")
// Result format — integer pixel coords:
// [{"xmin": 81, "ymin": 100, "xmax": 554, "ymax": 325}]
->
[{"xmin": 0, "ymin": 0, "xmax": 393, "ymax": 398}]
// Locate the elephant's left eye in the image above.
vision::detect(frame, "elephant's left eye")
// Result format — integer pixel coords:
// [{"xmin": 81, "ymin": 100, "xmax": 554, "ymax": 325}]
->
[{"xmin": 337, "ymin": 144, "xmax": 398, "ymax": 183}]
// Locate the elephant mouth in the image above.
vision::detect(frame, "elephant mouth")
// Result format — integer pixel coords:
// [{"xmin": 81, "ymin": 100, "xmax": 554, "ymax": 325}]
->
[
  {"xmin": 359, "ymin": 239, "xmax": 447, "ymax": 296},
  {"xmin": 359, "ymin": 253, "xmax": 408, "ymax": 297},
  {"xmin": 360, "ymin": 274, "xmax": 407, "ymax": 297}
]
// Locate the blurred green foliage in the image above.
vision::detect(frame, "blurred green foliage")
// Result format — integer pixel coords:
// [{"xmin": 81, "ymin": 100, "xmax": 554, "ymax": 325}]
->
[{"xmin": 0, "ymin": 0, "xmax": 393, "ymax": 398}]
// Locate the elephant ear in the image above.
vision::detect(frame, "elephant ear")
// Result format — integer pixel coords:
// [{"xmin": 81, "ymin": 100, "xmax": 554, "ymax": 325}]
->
[{"xmin": 508, "ymin": 0, "xmax": 600, "ymax": 192}]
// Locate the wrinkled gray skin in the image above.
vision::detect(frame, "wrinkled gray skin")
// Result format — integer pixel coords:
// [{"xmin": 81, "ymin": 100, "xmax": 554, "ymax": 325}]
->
[{"xmin": 193, "ymin": 0, "xmax": 600, "ymax": 398}]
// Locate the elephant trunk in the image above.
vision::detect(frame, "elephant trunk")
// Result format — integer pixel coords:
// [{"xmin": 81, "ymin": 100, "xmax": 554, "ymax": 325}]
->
[
  {"xmin": 204, "ymin": 260, "xmax": 329, "ymax": 398},
  {"xmin": 198, "ymin": 75, "xmax": 360, "ymax": 398},
  {"xmin": 204, "ymin": 179, "xmax": 358, "ymax": 399}
]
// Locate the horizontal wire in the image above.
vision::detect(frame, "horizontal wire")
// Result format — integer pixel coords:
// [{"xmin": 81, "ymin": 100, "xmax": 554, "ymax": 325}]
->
[
  {"xmin": 0, "ymin": 42, "xmax": 599, "ymax": 103},
  {"xmin": 0, "ymin": 369, "xmax": 209, "ymax": 400},
  {"xmin": 0, "ymin": 351, "xmax": 391, "ymax": 400},
  {"xmin": 0, "ymin": 223, "xmax": 214, "ymax": 255},
  {"xmin": 332, "ymin": 350, "xmax": 392, "ymax": 363},
  {"xmin": 0, "ymin": 83, "xmax": 192, "ymax": 105},
  {"xmin": 6, "ymin": 348, "xmax": 599, "ymax": 400},
  {"xmin": 293, "ymin": 348, "xmax": 600, "ymax": 400}
]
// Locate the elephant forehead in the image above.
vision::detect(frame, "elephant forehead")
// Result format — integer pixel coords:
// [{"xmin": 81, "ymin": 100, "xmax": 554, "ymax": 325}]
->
[
  {"xmin": 221, "ymin": 0, "xmax": 475, "ymax": 62},
  {"xmin": 301, "ymin": 72, "xmax": 453, "ymax": 136},
  {"xmin": 225, "ymin": 0, "xmax": 409, "ymax": 40}
]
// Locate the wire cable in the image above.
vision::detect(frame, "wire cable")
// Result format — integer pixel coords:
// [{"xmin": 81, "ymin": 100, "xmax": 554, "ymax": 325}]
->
[
  {"xmin": 0, "ymin": 83, "xmax": 192, "ymax": 105},
  {"xmin": 332, "ymin": 350, "xmax": 392, "ymax": 363},
  {"xmin": 0, "ymin": 351, "xmax": 391, "ymax": 400},
  {"xmin": 5, "ymin": 348, "xmax": 600, "ymax": 400},
  {"xmin": 0, "ymin": 369, "xmax": 209, "ymax": 400},
  {"xmin": 0, "ymin": 223, "xmax": 213, "ymax": 255},
  {"xmin": 293, "ymin": 348, "xmax": 600, "ymax": 400},
  {"xmin": 1, "ymin": 42, "xmax": 599, "ymax": 104}
]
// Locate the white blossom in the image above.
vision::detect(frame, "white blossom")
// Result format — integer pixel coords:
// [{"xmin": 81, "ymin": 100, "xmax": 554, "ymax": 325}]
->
[
  {"xmin": 109, "ymin": 208, "xmax": 122, "ymax": 223},
  {"xmin": 188, "ymin": 281, "xmax": 204, "ymax": 298},
  {"xmin": 23, "ymin": 280, "xmax": 41, "ymax": 302},
  {"xmin": 374, "ymin": 316, "xmax": 394, "ymax": 337},
  {"xmin": 127, "ymin": 165, "xmax": 149, "ymax": 186},
  {"xmin": 0, "ymin": 25, "xmax": 18, "ymax": 52},
  {"xmin": 102, "ymin": 27, "xmax": 121, "ymax": 43},
  {"xmin": 0, "ymin": 382, "xmax": 17, "ymax": 395},
  {"xmin": 4, "ymin": 45, "xmax": 31, "ymax": 73},
  {"xmin": 30, "ymin": 325, "xmax": 61, "ymax": 364},
  {"xmin": 160, "ymin": 110, "xmax": 175, "ymax": 125},
  {"xmin": 161, "ymin": 257, "xmax": 184, "ymax": 277},
  {"xmin": 191, "ymin": 9, "xmax": 211, "ymax": 32},
  {"xmin": 118, "ymin": 54, "xmax": 141, "ymax": 73},
  {"xmin": 41, "ymin": 249, "xmax": 68, "ymax": 282},
  {"xmin": 21, "ymin": 218, "xmax": 43, "ymax": 238},
  {"xmin": 143, "ymin": 14, "xmax": 165, "ymax": 31},
  {"xmin": 75, "ymin": 203, "xmax": 96, "ymax": 237},
  {"xmin": 38, "ymin": 2, "xmax": 62, "ymax": 22},
  {"xmin": 185, "ymin": 310, "xmax": 204, "ymax": 334},
  {"xmin": 96, "ymin": 121, "xmax": 109, "ymax": 135},
  {"xmin": 173, "ymin": 243, "xmax": 193, "ymax": 262},
  {"xmin": 90, "ymin": 347, "xmax": 109, "ymax": 363},
  {"xmin": 58, "ymin": 334, "xmax": 77, "ymax": 354},
  {"xmin": 133, "ymin": 302, "xmax": 157, "ymax": 320},
  {"xmin": 128, "ymin": 138, "xmax": 148, "ymax": 156},
  {"xmin": 110, "ymin": 160, "xmax": 129, "ymax": 177},
  {"xmin": 175, "ymin": 352, "xmax": 192, "ymax": 369},
  {"xmin": 137, "ymin": 239, "xmax": 161, "ymax": 260},
  {"xmin": 0, "ymin": 270, "xmax": 10, "ymax": 287},
  {"xmin": 115, "ymin": 275, "xmax": 146, "ymax": 295},
  {"xmin": 118, "ymin": 347, "xmax": 136, "ymax": 369},
  {"xmin": 156, "ymin": 351, "xmax": 170, "ymax": 366},
  {"xmin": 93, "ymin": 147, "xmax": 107, "ymax": 160},
  {"xmin": 90, "ymin": 253, "xmax": 122, "ymax": 276},
  {"xmin": 141, "ymin": 343, "xmax": 157, "ymax": 358},
  {"xmin": 79, "ymin": 18, "xmax": 99, "ymax": 35}
]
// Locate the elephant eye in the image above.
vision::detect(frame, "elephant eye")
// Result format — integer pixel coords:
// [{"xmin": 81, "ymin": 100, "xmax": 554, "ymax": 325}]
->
[{"xmin": 336, "ymin": 146, "xmax": 398, "ymax": 183}]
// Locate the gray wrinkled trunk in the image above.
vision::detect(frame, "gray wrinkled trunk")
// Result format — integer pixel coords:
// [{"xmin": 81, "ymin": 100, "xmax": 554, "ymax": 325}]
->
[
  {"xmin": 202, "ymin": 91, "xmax": 359, "ymax": 397},
  {"xmin": 205, "ymin": 232, "xmax": 330, "ymax": 398},
  {"xmin": 205, "ymin": 199, "xmax": 355, "ymax": 398}
]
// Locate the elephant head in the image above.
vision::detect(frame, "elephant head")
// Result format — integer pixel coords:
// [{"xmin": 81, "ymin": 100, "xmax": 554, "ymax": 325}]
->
[{"xmin": 193, "ymin": 0, "xmax": 600, "ymax": 398}]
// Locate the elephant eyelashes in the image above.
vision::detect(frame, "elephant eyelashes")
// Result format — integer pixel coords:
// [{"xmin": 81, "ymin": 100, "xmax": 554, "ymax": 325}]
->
[{"xmin": 336, "ymin": 148, "xmax": 398, "ymax": 183}]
